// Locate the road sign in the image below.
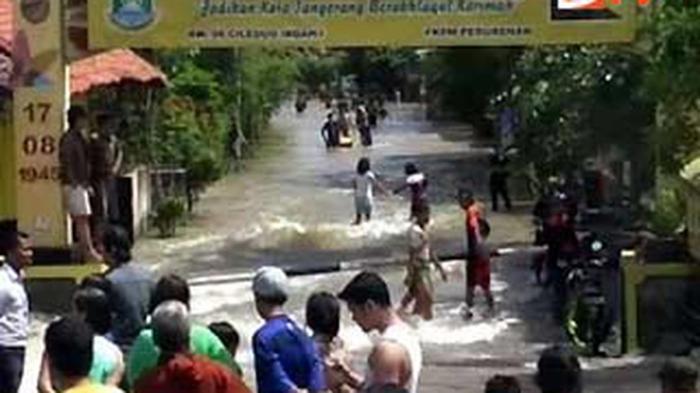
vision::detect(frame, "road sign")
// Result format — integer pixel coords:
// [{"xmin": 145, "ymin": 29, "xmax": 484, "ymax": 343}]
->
[{"xmin": 89, "ymin": 0, "xmax": 636, "ymax": 48}]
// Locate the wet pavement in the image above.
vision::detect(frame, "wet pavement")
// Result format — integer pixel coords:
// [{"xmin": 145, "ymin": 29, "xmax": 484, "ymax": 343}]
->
[
  {"xmin": 134, "ymin": 102, "xmax": 533, "ymax": 279},
  {"xmin": 18, "ymin": 103, "xmax": 661, "ymax": 393}
]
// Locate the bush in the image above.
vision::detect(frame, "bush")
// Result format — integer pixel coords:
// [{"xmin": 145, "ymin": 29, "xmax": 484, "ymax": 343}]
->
[
  {"xmin": 649, "ymin": 179, "xmax": 685, "ymax": 237},
  {"xmin": 151, "ymin": 198, "xmax": 186, "ymax": 238}
]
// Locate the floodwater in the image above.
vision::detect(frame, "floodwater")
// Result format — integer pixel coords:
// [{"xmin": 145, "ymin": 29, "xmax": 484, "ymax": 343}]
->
[{"xmin": 138, "ymin": 102, "xmax": 532, "ymax": 278}]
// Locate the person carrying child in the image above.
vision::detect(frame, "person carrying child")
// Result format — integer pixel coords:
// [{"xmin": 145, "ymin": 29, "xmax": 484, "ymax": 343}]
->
[
  {"xmin": 394, "ymin": 163, "xmax": 429, "ymax": 221},
  {"xmin": 399, "ymin": 204, "xmax": 447, "ymax": 321}
]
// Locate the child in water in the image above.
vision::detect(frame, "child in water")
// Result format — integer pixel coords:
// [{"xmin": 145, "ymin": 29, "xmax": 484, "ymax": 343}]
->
[
  {"xmin": 458, "ymin": 190, "xmax": 496, "ymax": 319},
  {"xmin": 400, "ymin": 204, "xmax": 447, "ymax": 321},
  {"xmin": 353, "ymin": 157, "xmax": 388, "ymax": 225}
]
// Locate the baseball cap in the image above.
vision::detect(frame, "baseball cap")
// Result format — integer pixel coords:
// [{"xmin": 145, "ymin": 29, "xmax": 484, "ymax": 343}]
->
[{"xmin": 253, "ymin": 266, "xmax": 289, "ymax": 300}]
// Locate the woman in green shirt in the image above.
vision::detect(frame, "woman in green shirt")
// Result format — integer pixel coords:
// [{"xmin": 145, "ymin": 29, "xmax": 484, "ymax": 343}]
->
[{"xmin": 127, "ymin": 274, "xmax": 241, "ymax": 386}]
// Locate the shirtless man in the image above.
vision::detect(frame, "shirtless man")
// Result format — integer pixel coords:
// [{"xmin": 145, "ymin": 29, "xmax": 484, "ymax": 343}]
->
[{"xmin": 338, "ymin": 272, "xmax": 422, "ymax": 393}]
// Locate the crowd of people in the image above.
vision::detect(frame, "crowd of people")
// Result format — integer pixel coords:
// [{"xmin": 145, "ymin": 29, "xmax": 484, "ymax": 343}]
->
[
  {"xmin": 0, "ymin": 103, "xmax": 696, "ymax": 393},
  {"xmin": 350, "ymin": 157, "xmax": 491, "ymax": 322},
  {"xmin": 59, "ymin": 107, "xmax": 124, "ymax": 264},
  {"xmin": 2, "ymin": 220, "xmax": 699, "ymax": 393},
  {"xmin": 320, "ymin": 99, "xmax": 384, "ymax": 149}
]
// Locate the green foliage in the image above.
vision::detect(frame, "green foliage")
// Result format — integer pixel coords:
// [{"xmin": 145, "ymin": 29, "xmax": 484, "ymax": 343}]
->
[
  {"xmin": 119, "ymin": 48, "xmax": 298, "ymax": 207},
  {"xmin": 424, "ymin": 48, "xmax": 519, "ymax": 131},
  {"xmin": 296, "ymin": 50, "xmax": 343, "ymax": 94},
  {"xmin": 645, "ymin": 4, "xmax": 700, "ymax": 173},
  {"xmin": 501, "ymin": 45, "xmax": 653, "ymax": 180},
  {"xmin": 151, "ymin": 197, "xmax": 186, "ymax": 238},
  {"xmin": 239, "ymin": 48, "xmax": 299, "ymax": 141},
  {"xmin": 649, "ymin": 177, "xmax": 685, "ymax": 237},
  {"xmin": 335, "ymin": 48, "xmax": 421, "ymax": 98}
]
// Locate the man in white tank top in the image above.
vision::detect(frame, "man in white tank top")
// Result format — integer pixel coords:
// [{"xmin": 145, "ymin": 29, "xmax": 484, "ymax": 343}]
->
[{"xmin": 338, "ymin": 272, "xmax": 422, "ymax": 393}]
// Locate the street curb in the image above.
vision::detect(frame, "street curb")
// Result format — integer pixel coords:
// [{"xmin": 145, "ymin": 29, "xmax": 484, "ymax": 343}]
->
[{"xmin": 187, "ymin": 244, "xmax": 544, "ymax": 287}]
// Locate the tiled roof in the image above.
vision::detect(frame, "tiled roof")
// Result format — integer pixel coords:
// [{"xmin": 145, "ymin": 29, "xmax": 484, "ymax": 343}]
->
[
  {"xmin": 0, "ymin": 0, "xmax": 13, "ymax": 54},
  {"xmin": 70, "ymin": 48, "xmax": 167, "ymax": 95}
]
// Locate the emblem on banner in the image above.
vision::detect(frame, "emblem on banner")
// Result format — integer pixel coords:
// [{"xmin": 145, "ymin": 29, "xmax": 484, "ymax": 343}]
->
[{"xmin": 110, "ymin": 0, "xmax": 155, "ymax": 30}]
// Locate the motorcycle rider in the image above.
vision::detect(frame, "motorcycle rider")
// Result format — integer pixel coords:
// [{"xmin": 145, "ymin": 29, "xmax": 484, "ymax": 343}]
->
[{"xmin": 533, "ymin": 176, "xmax": 579, "ymax": 320}]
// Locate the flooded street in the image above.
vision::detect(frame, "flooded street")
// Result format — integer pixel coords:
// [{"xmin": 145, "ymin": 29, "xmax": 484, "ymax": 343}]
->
[
  {"xmin": 19, "ymin": 104, "xmax": 659, "ymax": 393},
  {"xmin": 136, "ymin": 102, "xmax": 532, "ymax": 278}
]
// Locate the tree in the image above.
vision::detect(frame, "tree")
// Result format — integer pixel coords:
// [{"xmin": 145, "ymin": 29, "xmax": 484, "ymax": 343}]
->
[
  {"xmin": 500, "ymin": 45, "xmax": 654, "ymax": 186},
  {"xmin": 423, "ymin": 48, "xmax": 520, "ymax": 132},
  {"xmin": 645, "ymin": 3, "xmax": 700, "ymax": 173}
]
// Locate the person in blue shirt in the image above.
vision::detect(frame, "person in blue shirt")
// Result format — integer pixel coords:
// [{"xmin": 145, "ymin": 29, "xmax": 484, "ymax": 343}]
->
[{"xmin": 252, "ymin": 267, "xmax": 325, "ymax": 393}]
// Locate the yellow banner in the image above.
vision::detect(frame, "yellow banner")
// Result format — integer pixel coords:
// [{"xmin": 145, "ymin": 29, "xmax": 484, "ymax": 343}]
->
[
  {"xmin": 13, "ymin": 0, "xmax": 68, "ymax": 247},
  {"xmin": 89, "ymin": 0, "xmax": 636, "ymax": 48}
]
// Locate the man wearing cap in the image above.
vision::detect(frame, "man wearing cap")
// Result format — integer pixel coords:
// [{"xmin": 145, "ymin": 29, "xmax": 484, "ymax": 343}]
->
[
  {"xmin": 0, "ymin": 222, "xmax": 33, "ymax": 393},
  {"xmin": 252, "ymin": 267, "xmax": 325, "ymax": 393}
]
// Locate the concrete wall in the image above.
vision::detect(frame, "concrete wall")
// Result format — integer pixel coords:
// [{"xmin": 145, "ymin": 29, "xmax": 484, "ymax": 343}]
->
[
  {"xmin": 121, "ymin": 167, "xmax": 151, "ymax": 237},
  {"xmin": 638, "ymin": 277, "xmax": 700, "ymax": 354}
]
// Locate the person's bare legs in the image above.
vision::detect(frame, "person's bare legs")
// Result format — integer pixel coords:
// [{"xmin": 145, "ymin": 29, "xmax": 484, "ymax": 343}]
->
[
  {"xmin": 353, "ymin": 213, "xmax": 362, "ymax": 225},
  {"xmin": 400, "ymin": 290, "xmax": 414, "ymax": 313},
  {"xmin": 74, "ymin": 215, "xmax": 102, "ymax": 262},
  {"xmin": 484, "ymin": 288, "xmax": 495, "ymax": 316},
  {"xmin": 463, "ymin": 286, "xmax": 475, "ymax": 320},
  {"xmin": 415, "ymin": 282, "xmax": 434, "ymax": 320}
]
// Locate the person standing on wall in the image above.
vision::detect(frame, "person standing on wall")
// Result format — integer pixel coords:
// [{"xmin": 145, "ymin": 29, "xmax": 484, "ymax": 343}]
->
[
  {"xmin": 89, "ymin": 113, "xmax": 119, "ymax": 253},
  {"xmin": 59, "ymin": 106, "xmax": 103, "ymax": 262},
  {"xmin": 0, "ymin": 222, "xmax": 33, "ymax": 393}
]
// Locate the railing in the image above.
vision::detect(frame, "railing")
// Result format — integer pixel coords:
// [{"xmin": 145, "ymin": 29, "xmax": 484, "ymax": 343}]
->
[{"xmin": 622, "ymin": 251, "xmax": 700, "ymax": 353}]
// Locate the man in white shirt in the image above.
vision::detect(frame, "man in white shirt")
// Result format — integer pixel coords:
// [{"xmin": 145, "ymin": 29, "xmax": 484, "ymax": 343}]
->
[
  {"xmin": 338, "ymin": 271, "xmax": 422, "ymax": 393},
  {"xmin": 0, "ymin": 224, "xmax": 32, "ymax": 393}
]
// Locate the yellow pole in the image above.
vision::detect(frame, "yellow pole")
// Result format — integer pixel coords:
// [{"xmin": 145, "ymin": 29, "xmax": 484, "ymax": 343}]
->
[
  {"xmin": 0, "ymin": 112, "xmax": 16, "ymax": 220},
  {"xmin": 12, "ymin": 0, "xmax": 68, "ymax": 248}
]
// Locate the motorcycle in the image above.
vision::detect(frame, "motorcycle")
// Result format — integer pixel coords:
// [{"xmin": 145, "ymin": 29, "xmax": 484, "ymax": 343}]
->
[{"xmin": 563, "ymin": 233, "xmax": 616, "ymax": 356}]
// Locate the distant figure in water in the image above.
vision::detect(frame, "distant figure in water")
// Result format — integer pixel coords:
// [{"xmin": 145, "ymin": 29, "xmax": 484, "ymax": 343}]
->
[
  {"xmin": 353, "ymin": 158, "xmax": 388, "ymax": 225},
  {"xmin": 356, "ymin": 105, "xmax": 372, "ymax": 147},
  {"xmin": 394, "ymin": 163, "xmax": 429, "ymax": 220},
  {"xmin": 321, "ymin": 113, "xmax": 339, "ymax": 148}
]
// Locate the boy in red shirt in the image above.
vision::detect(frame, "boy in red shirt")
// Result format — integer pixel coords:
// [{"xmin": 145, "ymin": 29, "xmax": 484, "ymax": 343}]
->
[{"xmin": 459, "ymin": 190, "xmax": 495, "ymax": 319}]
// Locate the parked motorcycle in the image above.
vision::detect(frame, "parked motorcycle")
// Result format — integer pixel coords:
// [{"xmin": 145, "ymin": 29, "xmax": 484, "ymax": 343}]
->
[{"xmin": 564, "ymin": 233, "xmax": 616, "ymax": 356}]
